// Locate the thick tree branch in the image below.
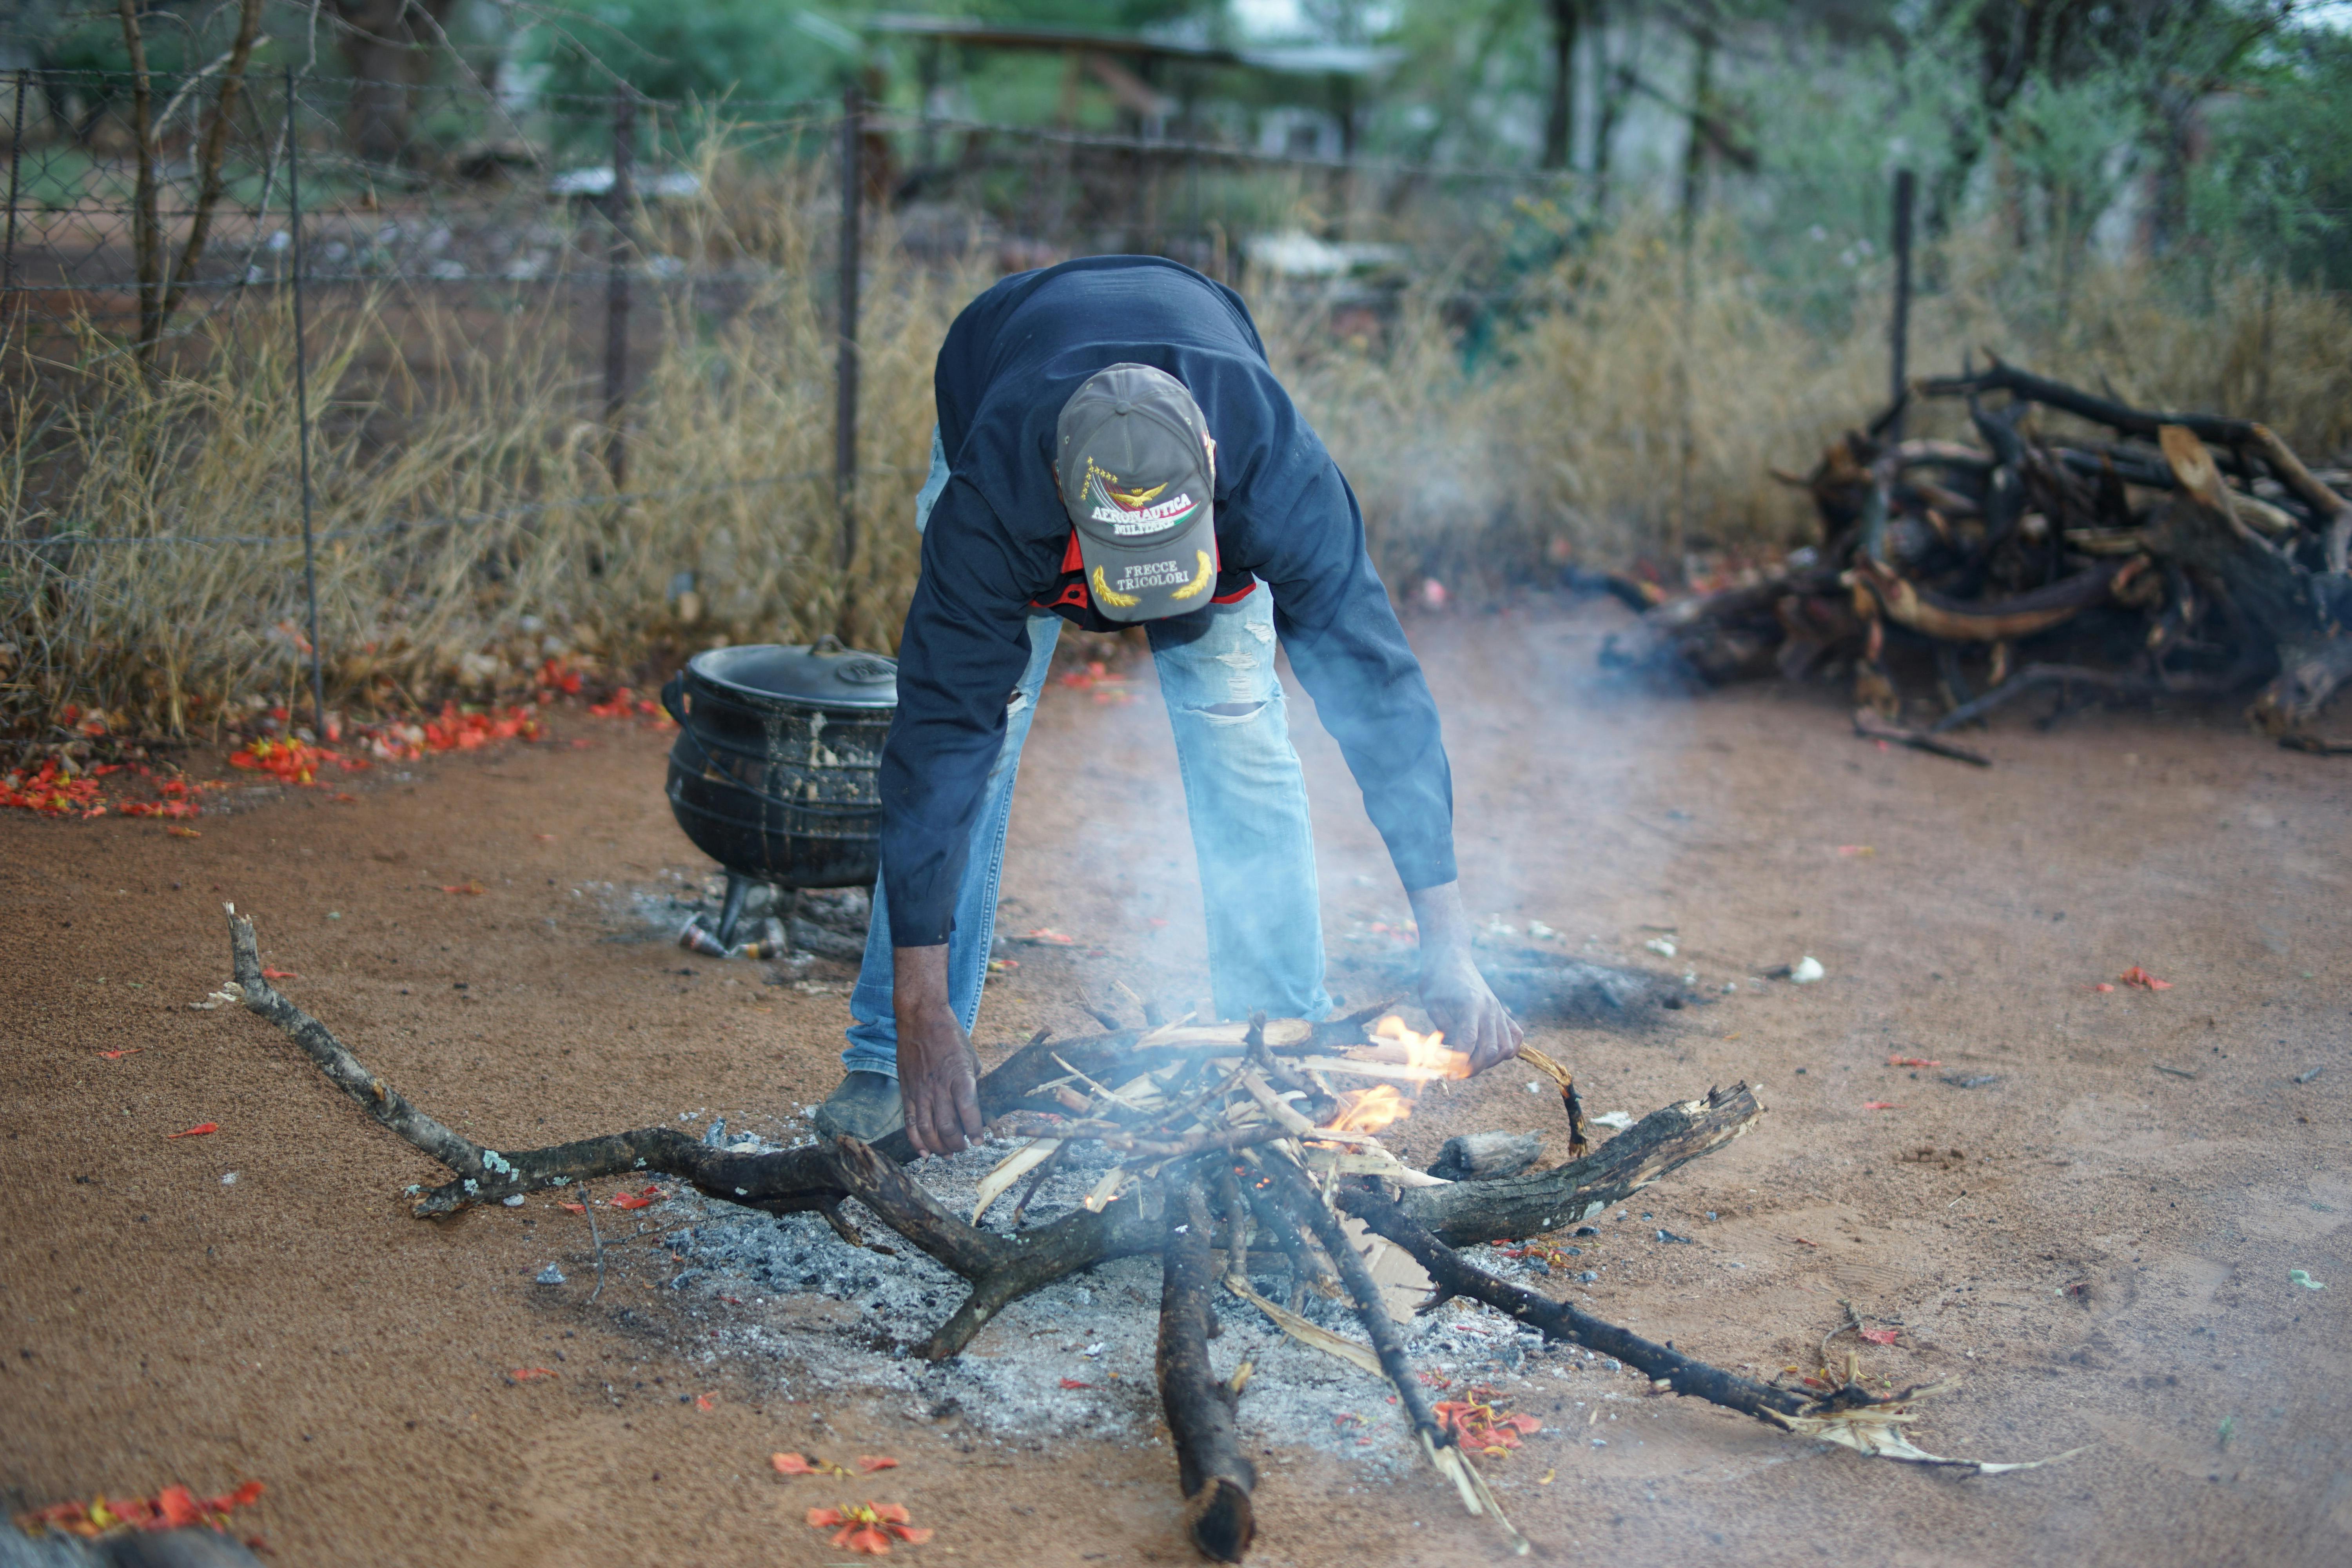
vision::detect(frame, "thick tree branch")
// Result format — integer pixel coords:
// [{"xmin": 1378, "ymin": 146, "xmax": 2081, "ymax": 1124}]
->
[
  {"xmin": 1158, "ymin": 1172, "xmax": 1256, "ymax": 1563},
  {"xmin": 1394, "ymin": 1082, "xmax": 1765, "ymax": 1245},
  {"xmin": 1340, "ymin": 1184, "xmax": 1815, "ymax": 1421}
]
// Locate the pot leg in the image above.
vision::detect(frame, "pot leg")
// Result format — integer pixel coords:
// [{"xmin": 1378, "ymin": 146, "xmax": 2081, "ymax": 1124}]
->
[{"xmin": 714, "ymin": 873, "xmax": 754, "ymax": 948}]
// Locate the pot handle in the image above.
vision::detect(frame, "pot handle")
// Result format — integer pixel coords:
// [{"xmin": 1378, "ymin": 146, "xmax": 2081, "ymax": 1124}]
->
[{"xmin": 659, "ymin": 670, "xmax": 688, "ymax": 726}]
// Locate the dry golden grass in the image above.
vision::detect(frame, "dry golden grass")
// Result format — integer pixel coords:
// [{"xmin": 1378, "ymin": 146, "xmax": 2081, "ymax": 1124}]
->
[
  {"xmin": 1281, "ymin": 213, "xmax": 2352, "ymax": 593},
  {"xmin": 5, "ymin": 174, "xmax": 2346, "ymax": 740}
]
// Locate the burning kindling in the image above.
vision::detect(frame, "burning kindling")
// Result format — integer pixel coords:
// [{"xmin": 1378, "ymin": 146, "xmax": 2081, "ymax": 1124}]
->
[{"xmin": 212, "ymin": 906, "xmax": 2068, "ymax": 1563}]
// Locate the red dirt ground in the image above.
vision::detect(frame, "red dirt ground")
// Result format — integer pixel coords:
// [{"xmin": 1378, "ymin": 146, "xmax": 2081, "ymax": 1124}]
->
[{"xmin": 4, "ymin": 600, "xmax": 2348, "ymax": 1567}]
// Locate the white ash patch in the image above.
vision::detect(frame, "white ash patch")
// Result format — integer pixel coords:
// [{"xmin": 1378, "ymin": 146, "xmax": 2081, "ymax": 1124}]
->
[{"xmin": 656, "ymin": 1132, "xmax": 1621, "ymax": 1462}]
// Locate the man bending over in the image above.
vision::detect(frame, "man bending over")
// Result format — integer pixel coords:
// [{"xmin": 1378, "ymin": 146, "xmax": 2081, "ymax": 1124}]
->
[{"xmin": 815, "ymin": 255, "xmax": 1521, "ymax": 1154}]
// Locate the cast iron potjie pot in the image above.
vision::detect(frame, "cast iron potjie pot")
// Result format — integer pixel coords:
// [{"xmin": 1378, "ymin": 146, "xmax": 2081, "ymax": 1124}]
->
[{"xmin": 660, "ymin": 637, "xmax": 897, "ymax": 937}]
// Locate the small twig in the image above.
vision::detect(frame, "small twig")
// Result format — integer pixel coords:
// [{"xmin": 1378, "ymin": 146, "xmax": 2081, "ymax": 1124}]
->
[
  {"xmin": 1215, "ymin": 1163, "xmax": 1249, "ymax": 1283},
  {"xmin": 586, "ymin": 1198, "xmax": 606, "ymax": 1304},
  {"xmin": 2154, "ymin": 1063, "xmax": 2199, "ymax": 1080},
  {"xmin": 1820, "ymin": 1298, "xmax": 1864, "ymax": 1367},
  {"xmin": 1009, "ymin": 1141, "xmax": 1071, "ymax": 1227},
  {"xmin": 1855, "ymin": 707, "xmax": 1993, "ymax": 765}
]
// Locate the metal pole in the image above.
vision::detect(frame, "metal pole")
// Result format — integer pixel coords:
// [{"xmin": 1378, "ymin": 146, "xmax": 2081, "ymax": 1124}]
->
[
  {"xmin": 285, "ymin": 65, "xmax": 326, "ymax": 740},
  {"xmin": 4, "ymin": 71, "xmax": 25, "ymax": 303},
  {"xmin": 1889, "ymin": 167, "xmax": 1916, "ymax": 440},
  {"xmin": 603, "ymin": 88, "xmax": 635, "ymax": 490},
  {"xmin": 833, "ymin": 86, "xmax": 862, "ymax": 637}
]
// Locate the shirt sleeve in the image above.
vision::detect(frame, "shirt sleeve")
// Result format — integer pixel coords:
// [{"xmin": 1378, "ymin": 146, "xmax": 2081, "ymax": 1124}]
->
[
  {"xmin": 1234, "ymin": 436, "xmax": 1458, "ymax": 895},
  {"xmin": 878, "ymin": 479, "xmax": 1039, "ymax": 947}
]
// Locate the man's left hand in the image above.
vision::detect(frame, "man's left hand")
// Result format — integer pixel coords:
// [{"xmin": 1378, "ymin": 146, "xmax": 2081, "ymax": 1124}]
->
[{"xmin": 1406, "ymin": 880, "xmax": 1524, "ymax": 1073}]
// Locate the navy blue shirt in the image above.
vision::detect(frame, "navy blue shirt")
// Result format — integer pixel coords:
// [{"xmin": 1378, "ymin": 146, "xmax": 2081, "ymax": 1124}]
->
[{"xmin": 880, "ymin": 256, "xmax": 1456, "ymax": 947}]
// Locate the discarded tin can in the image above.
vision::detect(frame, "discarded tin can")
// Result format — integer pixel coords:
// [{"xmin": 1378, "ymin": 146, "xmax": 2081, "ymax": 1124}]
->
[{"xmin": 679, "ymin": 913, "xmax": 790, "ymax": 960}]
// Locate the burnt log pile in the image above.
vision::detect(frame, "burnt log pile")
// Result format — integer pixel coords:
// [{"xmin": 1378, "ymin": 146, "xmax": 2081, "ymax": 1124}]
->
[
  {"xmin": 216, "ymin": 906, "xmax": 2051, "ymax": 1561},
  {"xmin": 1599, "ymin": 356, "xmax": 2352, "ymax": 749}
]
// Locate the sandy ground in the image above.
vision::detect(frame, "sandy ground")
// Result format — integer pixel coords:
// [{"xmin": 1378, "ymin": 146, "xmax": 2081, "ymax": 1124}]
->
[{"xmin": 4, "ymin": 599, "xmax": 2349, "ymax": 1568}]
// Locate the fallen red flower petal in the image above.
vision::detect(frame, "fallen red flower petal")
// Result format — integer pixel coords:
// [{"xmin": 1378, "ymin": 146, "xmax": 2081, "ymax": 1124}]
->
[
  {"xmin": 507, "ymin": 1368, "xmax": 556, "ymax": 1382},
  {"xmin": 1862, "ymin": 1102, "xmax": 1901, "ymax": 1111},
  {"xmin": 166, "ymin": 1122, "xmax": 218, "ymax": 1138},
  {"xmin": 857, "ymin": 1456, "xmax": 899, "ymax": 1472},
  {"xmin": 439, "ymin": 881, "xmax": 486, "ymax": 896},
  {"xmin": 166, "ymin": 824, "xmax": 201, "ymax": 838},
  {"xmin": 261, "ymin": 967, "xmax": 299, "ymax": 980},
  {"xmin": 2093, "ymin": 982, "xmax": 2116, "ymax": 993},
  {"xmin": 557, "ymin": 1201, "xmax": 585, "ymax": 1214},
  {"xmin": 695, "ymin": 1393, "xmax": 715, "ymax": 1410},
  {"xmin": 2119, "ymin": 965, "xmax": 2173, "ymax": 991},
  {"xmin": 1858, "ymin": 1327, "xmax": 1899, "ymax": 1345},
  {"xmin": 99, "ymin": 1048, "xmax": 141, "ymax": 1060},
  {"xmin": 1886, "ymin": 1055, "xmax": 1941, "ymax": 1068},
  {"xmin": 1058, "ymin": 1378, "xmax": 1092, "ymax": 1389},
  {"xmin": 17, "ymin": 1480, "xmax": 264, "ymax": 1541}
]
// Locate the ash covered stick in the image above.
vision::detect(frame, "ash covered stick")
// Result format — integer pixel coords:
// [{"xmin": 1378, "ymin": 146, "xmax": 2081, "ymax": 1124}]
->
[
  {"xmin": 1339, "ymin": 1183, "xmax": 1812, "ymax": 1420},
  {"xmin": 1215, "ymin": 1163, "xmax": 1250, "ymax": 1283},
  {"xmin": 1239, "ymin": 1167, "xmax": 1331, "ymax": 1309},
  {"xmin": 1261, "ymin": 1158, "xmax": 1445, "ymax": 1436},
  {"xmin": 1261, "ymin": 1156, "xmax": 1530, "ymax": 1555},
  {"xmin": 226, "ymin": 904, "xmax": 485, "ymax": 1179},
  {"xmin": 1158, "ymin": 1171, "xmax": 1257, "ymax": 1563}
]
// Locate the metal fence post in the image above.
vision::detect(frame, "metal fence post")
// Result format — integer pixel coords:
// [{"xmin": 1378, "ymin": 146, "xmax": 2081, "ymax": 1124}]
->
[
  {"xmin": 4, "ymin": 70, "xmax": 25, "ymax": 307},
  {"xmin": 834, "ymin": 86, "xmax": 862, "ymax": 637},
  {"xmin": 1888, "ymin": 167, "xmax": 1916, "ymax": 439},
  {"xmin": 285, "ymin": 65, "xmax": 326, "ymax": 740},
  {"xmin": 603, "ymin": 88, "xmax": 635, "ymax": 490}
]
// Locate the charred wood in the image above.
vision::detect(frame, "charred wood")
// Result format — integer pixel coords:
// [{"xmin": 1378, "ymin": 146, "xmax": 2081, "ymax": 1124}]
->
[
  {"xmin": 1394, "ymin": 1082, "xmax": 1764, "ymax": 1247},
  {"xmin": 1426, "ymin": 1132, "xmax": 1544, "ymax": 1183},
  {"xmin": 1339, "ymin": 1185, "xmax": 1817, "ymax": 1420},
  {"xmin": 1157, "ymin": 1173, "xmax": 1257, "ymax": 1563}
]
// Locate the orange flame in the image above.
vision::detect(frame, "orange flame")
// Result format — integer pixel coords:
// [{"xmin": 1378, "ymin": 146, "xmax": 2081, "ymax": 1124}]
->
[
  {"xmin": 1359, "ymin": 1015, "xmax": 1473, "ymax": 1080},
  {"xmin": 1325, "ymin": 1084, "xmax": 1412, "ymax": 1134}
]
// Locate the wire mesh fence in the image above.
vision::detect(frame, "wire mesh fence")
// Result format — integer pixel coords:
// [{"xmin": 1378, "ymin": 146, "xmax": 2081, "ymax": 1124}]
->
[{"xmin": 5, "ymin": 65, "xmax": 2345, "ymax": 744}]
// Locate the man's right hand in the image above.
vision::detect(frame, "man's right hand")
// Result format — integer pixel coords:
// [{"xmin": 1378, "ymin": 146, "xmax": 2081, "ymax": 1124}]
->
[{"xmin": 893, "ymin": 945, "xmax": 984, "ymax": 1155}]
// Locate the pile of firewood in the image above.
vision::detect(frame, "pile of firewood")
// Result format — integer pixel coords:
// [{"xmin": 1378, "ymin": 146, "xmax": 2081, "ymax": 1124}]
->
[
  {"xmin": 1599, "ymin": 357, "xmax": 2352, "ymax": 754},
  {"xmin": 217, "ymin": 907, "xmax": 2075, "ymax": 1561}
]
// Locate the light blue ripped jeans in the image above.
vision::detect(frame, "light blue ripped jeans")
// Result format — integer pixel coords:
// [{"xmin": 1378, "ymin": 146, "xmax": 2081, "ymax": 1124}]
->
[{"xmin": 841, "ymin": 432, "xmax": 1331, "ymax": 1078}]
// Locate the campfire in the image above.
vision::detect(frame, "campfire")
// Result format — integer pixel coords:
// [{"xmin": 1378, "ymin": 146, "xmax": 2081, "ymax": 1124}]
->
[{"xmin": 214, "ymin": 906, "xmax": 2072, "ymax": 1561}]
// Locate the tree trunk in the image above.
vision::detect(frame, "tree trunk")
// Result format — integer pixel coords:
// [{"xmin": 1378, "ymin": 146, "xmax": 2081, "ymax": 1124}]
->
[
  {"xmin": 330, "ymin": 0, "xmax": 457, "ymax": 167},
  {"xmin": 156, "ymin": 0, "xmax": 267, "ymax": 339},
  {"xmin": 114, "ymin": 0, "xmax": 160, "ymax": 352},
  {"xmin": 1542, "ymin": 0, "xmax": 1581, "ymax": 171}
]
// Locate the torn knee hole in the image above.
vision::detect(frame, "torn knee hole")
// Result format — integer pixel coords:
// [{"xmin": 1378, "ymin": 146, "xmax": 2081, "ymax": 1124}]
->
[{"xmin": 1192, "ymin": 700, "xmax": 1265, "ymax": 718}]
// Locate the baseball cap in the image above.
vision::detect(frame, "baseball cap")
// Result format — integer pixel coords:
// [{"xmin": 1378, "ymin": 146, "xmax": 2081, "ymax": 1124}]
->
[{"xmin": 1055, "ymin": 364, "xmax": 1218, "ymax": 623}]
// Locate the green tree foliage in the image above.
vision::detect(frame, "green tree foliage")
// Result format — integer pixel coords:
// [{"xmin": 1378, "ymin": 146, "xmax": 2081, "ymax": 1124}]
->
[
  {"xmin": 531, "ymin": 0, "xmax": 861, "ymax": 107},
  {"xmin": 2189, "ymin": 23, "xmax": 2352, "ymax": 286}
]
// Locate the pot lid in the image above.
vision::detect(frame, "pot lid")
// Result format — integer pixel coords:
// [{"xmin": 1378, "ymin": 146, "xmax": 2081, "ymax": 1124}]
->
[{"xmin": 688, "ymin": 636, "xmax": 898, "ymax": 708}]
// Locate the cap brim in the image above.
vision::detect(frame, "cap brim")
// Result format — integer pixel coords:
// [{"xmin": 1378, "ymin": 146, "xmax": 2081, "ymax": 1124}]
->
[{"xmin": 1073, "ymin": 506, "xmax": 1220, "ymax": 623}]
